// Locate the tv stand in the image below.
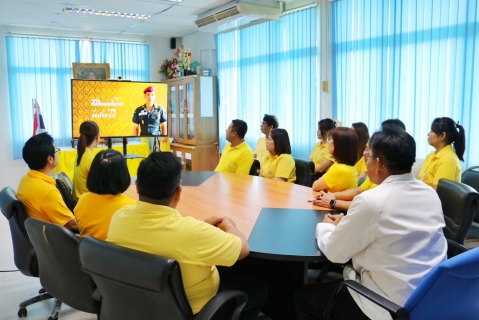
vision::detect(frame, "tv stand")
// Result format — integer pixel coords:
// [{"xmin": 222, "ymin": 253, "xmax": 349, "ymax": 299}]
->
[{"xmin": 106, "ymin": 138, "xmax": 144, "ymax": 159}]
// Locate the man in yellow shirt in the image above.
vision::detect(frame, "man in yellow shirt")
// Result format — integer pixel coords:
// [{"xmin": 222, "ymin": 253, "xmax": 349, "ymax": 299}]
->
[
  {"xmin": 215, "ymin": 119, "xmax": 254, "ymax": 175},
  {"xmin": 107, "ymin": 152, "xmax": 267, "ymax": 318},
  {"xmin": 254, "ymin": 114, "xmax": 279, "ymax": 165},
  {"xmin": 17, "ymin": 133, "xmax": 78, "ymax": 232}
]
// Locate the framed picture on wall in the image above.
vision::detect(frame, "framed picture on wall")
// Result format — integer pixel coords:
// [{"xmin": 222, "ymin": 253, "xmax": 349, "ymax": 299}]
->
[{"xmin": 72, "ymin": 63, "xmax": 110, "ymax": 80}]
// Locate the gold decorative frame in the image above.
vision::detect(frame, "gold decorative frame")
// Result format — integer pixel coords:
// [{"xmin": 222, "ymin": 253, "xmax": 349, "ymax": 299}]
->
[{"xmin": 72, "ymin": 63, "xmax": 110, "ymax": 80}]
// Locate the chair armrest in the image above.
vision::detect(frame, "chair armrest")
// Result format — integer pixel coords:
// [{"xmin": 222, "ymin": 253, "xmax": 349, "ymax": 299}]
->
[
  {"xmin": 195, "ymin": 290, "xmax": 248, "ymax": 320},
  {"xmin": 323, "ymin": 280, "xmax": 409, "ymax": 320}
]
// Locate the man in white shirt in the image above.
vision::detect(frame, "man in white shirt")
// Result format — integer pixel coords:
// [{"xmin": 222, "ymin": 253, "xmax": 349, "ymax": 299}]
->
[{"xmin": 294, "ymin": 129, "xmax": 447, "ymax": 320}]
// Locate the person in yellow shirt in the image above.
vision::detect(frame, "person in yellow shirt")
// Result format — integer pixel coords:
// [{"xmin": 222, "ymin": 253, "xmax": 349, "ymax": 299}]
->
[
  {"xmin": 260, "ymin": 128, "xmax": 296, "ymax": 183},
  {"xmin": 107, "ymin": 152, "xmax": 267, "ymax": 318},
  {"xmin": 215, "ymin": 119, "xmax": 254, "ymax": 175},
  {"xmin": 352, "ymin": 122, "xmax": 370, "ymax": 179},
  {"xmin": 254, "ymin": 114, "xmax": 279, "ymax": 166},
  {"xmin": 310, "ymin": 118, "xmax": 338, "ymax": 176},
  {"xmin": 419, "ymin": 117, "xmax": 466, "ymax": 190},
  {"xmin": 17, "ymin": 133, "xmax": 78, "ymax": 232},
  {"xmin": 313, "ymin": 127, "xmax": 358, "ymax": 193},
  {"xmin": 74, "ymin": 149, "xmax": 135, "ymax": 240},
  {"xmin": 73, "ymin": 121, "xmax": 100, "ymax": 200}
]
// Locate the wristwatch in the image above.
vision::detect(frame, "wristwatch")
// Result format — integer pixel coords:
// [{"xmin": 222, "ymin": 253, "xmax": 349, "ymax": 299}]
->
[{"xmin": 329, "ymin": 199, "xmax": 336, "ymax": 209}]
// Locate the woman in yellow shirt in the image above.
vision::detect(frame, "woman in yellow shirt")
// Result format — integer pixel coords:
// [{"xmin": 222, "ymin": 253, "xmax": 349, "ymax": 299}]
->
[
  {"xmin": 260, "ymin": 128, "xmax": 296, "ymax": 183},
  {"xmin": 352, "ymin": 122, "xmax": 370, "ymax": 179},
  {"xmin": 73, "ymin": 121, "xmax": 100, "ymax": 200},
  {"xmin": 310, "ymin": 118, "xmax": 339, "ymax": 175},
  {"xmin": 74, "ymin": 149, "xmax": 136, "ymax": 240},
  {"xmin": 313, "ymin": 127, "xmax": 358, "ymax": 192},
  {"xmin": 419, "ymin": 117, "xmax": 466, "ymax": 190}
]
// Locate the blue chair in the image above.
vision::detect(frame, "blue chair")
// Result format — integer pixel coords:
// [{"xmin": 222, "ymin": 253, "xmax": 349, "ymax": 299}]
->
[{"xmin": 323, "ymin": 245, "xmax": 479, "ymax": 319}]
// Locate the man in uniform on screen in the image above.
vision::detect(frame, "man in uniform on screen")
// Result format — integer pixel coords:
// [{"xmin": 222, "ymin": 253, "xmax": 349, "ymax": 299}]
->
[{"xmin": 132, "ymin": 86, "xmax": 167, "ymax": 136}]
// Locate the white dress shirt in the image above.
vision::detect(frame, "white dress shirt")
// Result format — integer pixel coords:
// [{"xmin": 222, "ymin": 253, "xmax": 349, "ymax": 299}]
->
[{"xmin": 316, "ymin": 173, "xmax": 447, "ymax": 320}]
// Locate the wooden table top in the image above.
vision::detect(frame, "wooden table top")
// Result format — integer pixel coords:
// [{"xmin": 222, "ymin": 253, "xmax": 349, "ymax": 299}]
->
[{"xmin": 125, "ymin": 171, "xmax": 330, "ymax": 239}]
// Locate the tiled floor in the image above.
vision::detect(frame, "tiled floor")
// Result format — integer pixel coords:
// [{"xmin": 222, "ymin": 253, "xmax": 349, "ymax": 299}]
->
[{"xmin": 0, "ymin": 216, "xmax": 96, "ymax": 320}]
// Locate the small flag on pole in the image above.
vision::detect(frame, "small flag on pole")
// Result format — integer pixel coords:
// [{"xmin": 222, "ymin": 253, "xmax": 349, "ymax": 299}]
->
[{"xmin": 32, "ymin": 99, "xmax": 47, "ymax": 136}]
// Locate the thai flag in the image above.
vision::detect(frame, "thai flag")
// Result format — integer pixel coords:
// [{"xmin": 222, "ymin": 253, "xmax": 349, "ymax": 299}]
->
[{"xmin": 33, "ymin": 99, "xmax": 47, "ymax": 136}]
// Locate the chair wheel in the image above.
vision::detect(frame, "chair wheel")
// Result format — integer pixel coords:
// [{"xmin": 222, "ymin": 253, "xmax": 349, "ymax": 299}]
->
[
  {"xmin": 39, "ymin": 288, "xmax": 47, "ymax": 294},
  {"xmin": 18, "ymin": 308, "xmax": 27, "ymax": 317}
]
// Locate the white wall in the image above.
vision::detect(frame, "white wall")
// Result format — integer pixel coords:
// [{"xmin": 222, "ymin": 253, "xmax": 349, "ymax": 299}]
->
[
  {"xmin": 0, "ymin": 25, "xmax": 174, "ymax": 190},
  {"xmin": 181, "ymin": 32, "xmax": 216, "ymax": 75}
]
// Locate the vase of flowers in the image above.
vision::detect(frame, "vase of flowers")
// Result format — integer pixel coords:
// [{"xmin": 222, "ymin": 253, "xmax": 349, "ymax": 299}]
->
[{"xmin": 158, "ymin": 58, "xmax": 177, "ymax": 79}]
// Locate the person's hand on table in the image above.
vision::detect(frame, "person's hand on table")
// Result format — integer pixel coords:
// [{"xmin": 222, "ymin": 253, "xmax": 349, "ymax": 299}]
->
[
  {"xmin": 203, "ymin": 216, "xmax": 223, "ymax": 226},
  {"xmin": 312, "ymin": 191, "xmax": 336, "ymax": 208},
  {"xmin": 216, "ymin": 217, "xmax": 237, "ymax": 231},
  {"xmin": 323, "ymin": 213, "xmax": 344, "ymax": 226}
]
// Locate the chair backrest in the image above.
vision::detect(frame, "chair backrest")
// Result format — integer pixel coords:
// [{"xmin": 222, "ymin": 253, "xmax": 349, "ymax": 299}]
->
[
  {"xmin": 437, "ymin": 179, "xmax": 479, "ymax": 244},
  {"xmin": 79, "ymin": 236, "xmax": 194, "ymax": 320},
  {"xmin": 53, "ymin": 171, "xmax": 73, "ymax": 193},
  {"xmin": 55, "ymin": 179, "xmax": 77, "ymax": 212},
  {"xmin": 0, "ymin": 187, "xmax": 38, "ymax": 277},
  {"xmin": 249, "ymin": 159, "xmax": 260, "ymax": 176},
  {"xmin": 25, "ymin": 218, "xmax": 100, "ymax": 314},
  {"xmin": 462, "ymin": 166, "xmax": 479, "ymax": 223},
  {"xmin": 404, "ymin": 246, "xmax": 479, "ymax": 319},
  {"xmin": 293, "ymin": 158, "xmax": 314, "ymax": 187}
]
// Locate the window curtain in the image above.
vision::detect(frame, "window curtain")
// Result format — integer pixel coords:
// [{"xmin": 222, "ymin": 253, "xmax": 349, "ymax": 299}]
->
[
  {"xmin": 331, "ymin": 0, "xmax": 479, "ymax": 169},
  {"xmin": 6, "ymin": 36, "xmax": 150, "ymax": 159},
  {"xmin": 216, "ymin": 8, "xmax": 318, "ymax": 159}
]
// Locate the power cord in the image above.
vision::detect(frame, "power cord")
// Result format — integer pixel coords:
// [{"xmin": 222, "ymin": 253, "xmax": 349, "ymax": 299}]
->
[{"xmin": 0, "ymin": 270, "xmax": 19, "ymax": 272}]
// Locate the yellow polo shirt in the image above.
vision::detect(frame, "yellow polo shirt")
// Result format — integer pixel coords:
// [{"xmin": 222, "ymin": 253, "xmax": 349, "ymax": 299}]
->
[
  {"xmin": 322, "ymin": 162, "xmax": 358, "ymax": 192},
  {"xmin": 17, "ymin": 170, "xmax": 74, "ymax": 227},
  {"xmin": 261, "ymin": 154, "xmax": 296, "ymax": 183},
  {"xmin": 310, "ymin": 141, "xmax": 335, "ymax": 166},
  {"xmin": 360, "ymin": 177, "xmax": 377, "ymax": 191},
  {"xmin": 107, "ymin": 201, "xmax": 242, "ymax": 314},
  {"xmin": 215, "ymin": 141, "xmax": 254, "ymax": 175},
  {"xmin": 74, "ymin": 193, "xmax": 136, "ymax": 240},
  {"xmin": 355, "ymin": 156, "xmax": 367, "ymax": 176},
  {"xmin": 254, "ymin": 136, "xmax": 270, "ymax": 165},
  {"xmin": 73, "ymin": 148, "xmax": 95, "ymax": 200},
  {"xmin": 419, "ymin": 144, "xmax": 461, "ymax": 187}
]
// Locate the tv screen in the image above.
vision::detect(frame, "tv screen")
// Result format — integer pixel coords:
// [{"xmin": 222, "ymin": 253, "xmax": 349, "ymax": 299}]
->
[{"xmin": 72, "ymin": 79, "xmax": 168, "ymax": 138}]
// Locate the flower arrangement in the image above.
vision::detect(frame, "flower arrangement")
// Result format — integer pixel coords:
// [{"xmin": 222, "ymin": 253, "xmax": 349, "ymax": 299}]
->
[
  {"xmin": 158, "ymin": 45, "xmax": 192, "ymax": 78},
  {"xmin": 174, "ymin": 45, "xmax": 192, "ymax": 71},
  {"xmin": 158, "ymin": 58, "xmax": 179, "ymax": 79}
]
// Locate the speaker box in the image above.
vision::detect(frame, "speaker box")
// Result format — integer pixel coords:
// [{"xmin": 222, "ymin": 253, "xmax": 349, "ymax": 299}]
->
[{"xmin": 170, "ymin": 38, "xmax": 176, "ymax": 49}]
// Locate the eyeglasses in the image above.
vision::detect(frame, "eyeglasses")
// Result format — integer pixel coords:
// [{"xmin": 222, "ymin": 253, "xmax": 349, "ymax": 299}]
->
[
  {"xmin": 54, "ymin": 147, "xmax": 61, "ymax": 154},
  {"xmin": 363, "ymin": 152, "xmax": 375, "ymax": 160}
]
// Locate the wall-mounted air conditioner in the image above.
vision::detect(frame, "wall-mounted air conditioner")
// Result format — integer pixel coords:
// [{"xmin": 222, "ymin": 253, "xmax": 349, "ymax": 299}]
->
[{"xmin": 194, "ymin": 0, "xmax": 281, "ymax": 30}]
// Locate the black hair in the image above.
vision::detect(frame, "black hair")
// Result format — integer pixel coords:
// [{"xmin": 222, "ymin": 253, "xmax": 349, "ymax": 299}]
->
[
  {"xmin": 137, "ymin": 152, "xmax": 182, "ymax": 202},
  {"xmin": 369, "ymin": 129, "xmax": 416, "ymax": 174},
  {"xmin": 329, "ymin": 127, "xmax": 358, "ymax": 166},
  {"xmin": 381, "ymin": 119, "xmax": 406, "ymax": 132},
  {"xmin": 22, "ymin": 133, "xmax": 55, "ymax": 170},
  {"xmin": 263, "ymin": 114, "xmax": 279, "ymax": 129},
  {"xmin": 352, "ymin": 122, "xmax": 370, "ymax": 160},
  {"xmin": 430, "ymin": 117, "xmax": 466, "ymax": 161},
  {"xmin": 77, "ymin": 121, "xmax": 99, "ymax": 166},
  {"xmin": 87, "ymin": 149, "xmax": 131, "ymax": 195},
  {"xmin": 270, "ymin": 128, "xmax": 292, "ymax": 155},
  {"xmin": 231, "ymin": 119, "xmax": 248, "ymax": 139},
  {"xmin": 318, "ymin": 118, "xmax": 337, "ymax": 139}
]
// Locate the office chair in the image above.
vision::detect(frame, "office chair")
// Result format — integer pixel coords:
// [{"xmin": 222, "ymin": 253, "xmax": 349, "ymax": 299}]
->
[
  {"xmin": 293, "ymin": 158, "xmax": 314, "ymax": 187},
  {"xmin": 79, "ymin": 236, "xmax": 247, "ymax": 320},
  {"xmin": 461, "ymin": 166, "xmax": 479, "ymax": 239},
  {"xmin": 249, "ymin": 159, "xmax": 260, "ymax": 176},
  {"xmin": 437, "ymin": 179, "xmax": 479, "ymax": 244},
  {"xmin": 25, "ymin": 218, "xmax": 100, "ymax": 320},
  {"xmin": 53, "ymin": 171, "xmax": 77, "ymax": 212},
  {"xmin": 322, "ymin": 246, "xmax": 479, "ymax": 320},
  {"xmin": 0, "ymin": 187, "xmax": 54, "ymax": 317}
]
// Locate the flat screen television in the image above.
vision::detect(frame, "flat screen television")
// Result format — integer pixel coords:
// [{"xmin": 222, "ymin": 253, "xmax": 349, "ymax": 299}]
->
[{"xmin": 71, "ymin": 79, "xmax": 168, "ymax": 138}]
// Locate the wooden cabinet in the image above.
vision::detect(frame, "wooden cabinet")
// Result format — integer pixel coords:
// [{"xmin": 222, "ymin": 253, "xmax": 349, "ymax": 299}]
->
[{"xmin": 163, "ymin": 75, "xmax": 219, "ymax": 171}]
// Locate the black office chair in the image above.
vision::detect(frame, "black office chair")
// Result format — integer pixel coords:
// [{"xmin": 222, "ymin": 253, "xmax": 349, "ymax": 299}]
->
[
  {"xmin": 79, "ymin": 236, "xmax": 247, "ymax": 320},
  {"xmin": 437, "ymin": 179, "xmax": 479, "ymax": 244},
  {"xmin": 249, "ymin": 159, "xmax": 260, "ymax": 176},
  {"xmin": 462, "ymin": 166, "xmax": 479, "ymax": 239},
  {"xmin": 25, "ymin": 218, "xmax": 100, "ymax": 320},
  {"xmin": 0, "ymin": 187, "xmax": 54, "ymax": 317},
  {"xmin": 53, "ymin": 171, "xmax": 77, "ymax": 212},
  {"xmin": 293, "ymin": 158, "xmax": 315, "ymax": 187}
]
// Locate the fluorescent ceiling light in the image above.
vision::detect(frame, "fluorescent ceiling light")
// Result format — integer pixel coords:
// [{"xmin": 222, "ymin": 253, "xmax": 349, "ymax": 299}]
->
[{"xmin": 63, "ymin": 8, "xmax": 151, "ymax": 20}]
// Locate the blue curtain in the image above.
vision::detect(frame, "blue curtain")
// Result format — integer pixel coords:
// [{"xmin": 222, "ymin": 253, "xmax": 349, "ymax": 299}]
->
[
  {"xmin": 216, "ymin": 8, "xmax": 318, "ymax": 159},
  {"xmin": 331, "ymin": 0, "xmax": 479, "ymax": 169},
  {"xmin": 6, "ymin": 36, "xmax": 150, "ymax": 159}
]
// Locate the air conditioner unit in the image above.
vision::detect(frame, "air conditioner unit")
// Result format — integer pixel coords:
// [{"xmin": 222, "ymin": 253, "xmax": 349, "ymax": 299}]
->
[{"xmin": 194, "ymin": 0, "xmax": 281, "ymax": 30}]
